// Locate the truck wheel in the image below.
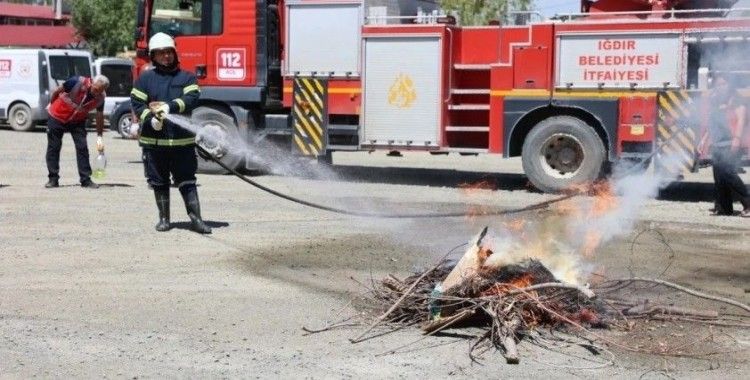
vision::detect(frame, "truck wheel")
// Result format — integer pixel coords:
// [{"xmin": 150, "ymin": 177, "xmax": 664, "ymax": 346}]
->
[
  {"xmin": 521, "ymin": 116, "xmax": 606, "ymax": 193},
  {"xmin": 9, "ymin": 103, "xmax": 34, "ymax": 131},
  {"xmin": 192, "ymin": 106, "xmax": 244, "ymax": 174}
]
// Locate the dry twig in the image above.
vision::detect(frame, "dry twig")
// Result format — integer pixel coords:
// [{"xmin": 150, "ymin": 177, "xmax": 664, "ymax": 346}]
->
[{"xmin": 603, "ymin": 278, "xmax": 750, "ymax": 314}]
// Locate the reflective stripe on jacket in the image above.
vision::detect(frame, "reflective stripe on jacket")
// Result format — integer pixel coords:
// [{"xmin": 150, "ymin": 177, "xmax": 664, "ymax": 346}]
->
[{"xmin": 139, "ymin": 136, "xmax": 195, "ymax": 147}]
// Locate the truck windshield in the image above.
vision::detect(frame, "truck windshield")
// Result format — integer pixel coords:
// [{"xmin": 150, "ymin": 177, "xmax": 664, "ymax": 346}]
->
[
  {"xmin": 100, "ymin": 64, "xmax": 134, "ymax": 97},
  {"xmin": 150, "ymin": 0, "xmax": 203, "ymax": 37},
  {"xmin": 148, "ymin": 0, "xmax": 222, "ymax": 37},
  {"xmin": 49, "ymin": 56, "xmax": 92, "ymax": 81}
]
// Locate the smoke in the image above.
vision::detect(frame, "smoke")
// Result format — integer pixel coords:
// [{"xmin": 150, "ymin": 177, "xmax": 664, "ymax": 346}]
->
[
  {"xmin": 164, "ymin": 113, "xmax": 424, "ymax": 219},
  {"xmin": 477, "ymin": 158, "xmax": 682, "ymax": 285},
  {"xmin": 162, "ymin": 111, "xmax": 709, "ymax": 286}
]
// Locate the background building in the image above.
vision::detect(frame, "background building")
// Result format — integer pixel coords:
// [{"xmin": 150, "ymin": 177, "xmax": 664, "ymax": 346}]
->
[{"xmin": 0, "ymin": 0, "xmax": 81, "ymax": 48}]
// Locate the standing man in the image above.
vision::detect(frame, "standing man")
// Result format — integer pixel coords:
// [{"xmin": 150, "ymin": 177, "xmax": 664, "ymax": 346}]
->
[
  {"xmin": 130, "ymin": 32, "xmax": 211, "ymax": 234},
  {"xmin": 702, "ymin": 73, "xmax": 750, "ymax": 217},
  {"xmin": 45, "ymin": 75, "xmax": 109, "ymax": 189}
]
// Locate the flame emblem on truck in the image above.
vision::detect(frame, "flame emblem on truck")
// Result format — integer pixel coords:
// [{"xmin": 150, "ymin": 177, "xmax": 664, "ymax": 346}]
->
[{"xmin": 388, "ymin": 73, "xmax": 416, "ymax": 108}]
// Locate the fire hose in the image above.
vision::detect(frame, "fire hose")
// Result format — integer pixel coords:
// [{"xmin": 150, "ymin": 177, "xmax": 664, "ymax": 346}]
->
[
  {"xmin": 194, "ymin": 125, "xmax": 694, "ymax": 219},
  {"xmin": 195, "ymin": 145, "xmax": 576, "ymax": 218}
]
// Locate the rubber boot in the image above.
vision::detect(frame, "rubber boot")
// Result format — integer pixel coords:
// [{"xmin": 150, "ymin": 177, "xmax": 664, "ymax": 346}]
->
[
  {"xmin": 181, "ymin": 187, "xmax": 212, "ymax": 234},
  {"xmin": 154, "ymin": 189, "xmax": 171, "ymax": 232}
]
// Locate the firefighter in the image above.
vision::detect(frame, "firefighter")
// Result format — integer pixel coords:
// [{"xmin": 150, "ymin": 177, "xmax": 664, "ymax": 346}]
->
[
  {"xmin": 45, "ymin": 75, "xmax": 109, "ymax": 189},
  {"xmin": 703, "ymin": 73, "xmax": 750, "ymax": 217},
  {"xmin": 130, "ymin": 32, "xmax": 212, "ymax": 233}
]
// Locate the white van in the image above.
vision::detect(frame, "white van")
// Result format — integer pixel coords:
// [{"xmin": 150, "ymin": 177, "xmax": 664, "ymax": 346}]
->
[
  {"xmin": 0, "ymin": 48, "xmax": 93, "ymax": 131},
  {"xmin": 92, "ymin": 57, "xmax": 133, "ymax": 121}
]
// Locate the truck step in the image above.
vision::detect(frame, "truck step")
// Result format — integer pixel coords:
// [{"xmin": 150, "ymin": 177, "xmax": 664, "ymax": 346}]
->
[
  {"xmin": 446, "ymin": 125, "xmax": 490, "ymax": 132},
  {"xmin": 328, "ymin": 124, "xmax": 359, "ymax": 133},
  {"xmin": 444, "ymin": 147, "xmax": 489, "ymax": 153},
  {"xmin": 448, "ymin": 104, "xmax": 490, "ymax": 111},
  {"xmin": 450, "ymin": 88, "xmax": 490, "ymax": 95},
  {"xmin": 327, "ymin": 144, "xmax": 360, "ymax": 151},
  {"xmin": 453, "ymin": 64, "xmax": 492, "ymax": 70}
]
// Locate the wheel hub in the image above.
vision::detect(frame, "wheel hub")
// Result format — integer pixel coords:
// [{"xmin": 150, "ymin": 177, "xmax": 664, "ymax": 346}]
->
[
  {"xmin": 13, "ymin": 109, "xmax": 29, "ymax": 125},
  {"xmin": 540, "ymin": 134, "xmax": 585, "ymax": 178},
  {"xmin": 119, "ymin": 115, "xmax": 133, "ymax": 136}
]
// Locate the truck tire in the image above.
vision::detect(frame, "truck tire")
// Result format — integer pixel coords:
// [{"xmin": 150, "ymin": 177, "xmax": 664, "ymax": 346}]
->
[
  {"xmin": 521, "ymin": 116, "xmax": 606, "ymax": 193},
  {"xmin": 192, "ymin": 106, "xmax": 244, "ymax": 174},
  {"xmin": 9, "ymin": 103, "xmax": 34, "ymax": 132}
]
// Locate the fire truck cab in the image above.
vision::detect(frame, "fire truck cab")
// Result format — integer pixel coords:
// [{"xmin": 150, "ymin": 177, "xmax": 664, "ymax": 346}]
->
[{"xmin": 132, "ymin": 0, "xmax": 750, "ymax": 192}]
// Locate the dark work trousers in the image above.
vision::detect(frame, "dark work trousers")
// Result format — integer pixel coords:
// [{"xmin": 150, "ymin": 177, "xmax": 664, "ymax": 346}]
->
[
  {"xmin": 46, "ymin": 117, "xmax": 92, "ymax": 184},
  {"xmin": 712, "ymin": 148, "xmax": 750, "ymax": 215},
  {"xmin": 142, "ymin": 146, "xmax": 198, "ymax": 192}
]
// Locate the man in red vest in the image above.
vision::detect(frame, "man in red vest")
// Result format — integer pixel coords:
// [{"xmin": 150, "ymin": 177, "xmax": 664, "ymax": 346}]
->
[
  {"xmin": 45, "ymin": 75, "xmax": 109, "ymax": 189},
  {"xmin": 704, "ymin": 73, "xmax": 750, "ymax": 217}
]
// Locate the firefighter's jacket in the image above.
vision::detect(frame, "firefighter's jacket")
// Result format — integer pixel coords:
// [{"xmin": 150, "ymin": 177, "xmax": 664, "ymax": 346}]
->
[
  {"xmin": 48, "ymin": 76, "xmax": 105, "ymax": 124},
  {"xmin": 130, "ymin": 67, "xmax": 200, "ymax": 148}
]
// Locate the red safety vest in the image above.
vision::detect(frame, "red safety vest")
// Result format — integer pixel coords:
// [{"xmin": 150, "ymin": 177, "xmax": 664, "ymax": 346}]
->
[{"xmin": 48, "ymin": 77, "xmax": 105, "ymax": 123}]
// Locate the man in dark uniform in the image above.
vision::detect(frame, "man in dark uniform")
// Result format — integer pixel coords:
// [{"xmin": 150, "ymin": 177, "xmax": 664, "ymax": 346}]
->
[
  {"xmin": 130, "ymin": 32, "xmax": 212, "ymax": 233},
  {"xmin": 704, "ymin": 73, "xmax": 750, "ymax": 217},
  {"xmin": 45, "ymin": 75, "xmax": 109, "ymax": 189}
]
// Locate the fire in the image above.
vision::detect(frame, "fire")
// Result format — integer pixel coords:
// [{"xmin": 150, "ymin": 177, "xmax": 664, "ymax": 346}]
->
[
  {"xmin": 552, "ymin": 197, "xmax": 582, "ymax": 216},
  {"xmin": 502, "ymin": 219, "xmax": 526, "ymax": 233},
  {"xmin": 581, "ymin": 231, "xmax": 602, "ymax": 257},
  {"xmin": 578, "ymin": 182, "xmax": 618, "ymax": 256},
  {"xmin": 459, "ymin": 179, "xmax": 497, "ymax": 220},
  {"xmin": 458, "ymin": 178, "xmax": 497, "ymax": 194},
  {"xmin": 479, "ymin": 273, "xmax": 535, "ymax": 297},
  {"xmin": 477, "ymin": 246, "xmax": 493, "ymax": 262},
  {"xmin": 590, "ymin": 181, "xmax": 618, "ymax": 216},
  {"xmin": 465, "ymin": 205, "xmax": 489, "ymax": 221}
]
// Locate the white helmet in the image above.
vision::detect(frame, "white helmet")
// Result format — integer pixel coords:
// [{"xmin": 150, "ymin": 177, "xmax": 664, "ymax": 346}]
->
[{"xmin": 149, "ymin": 32, "xmax": 175, "ymax": 53}]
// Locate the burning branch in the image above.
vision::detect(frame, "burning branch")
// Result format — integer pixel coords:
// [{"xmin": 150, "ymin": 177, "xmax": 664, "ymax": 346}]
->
[{"xmin": 350, "ymin": 227, "xmax": 750, "ymax": 363}]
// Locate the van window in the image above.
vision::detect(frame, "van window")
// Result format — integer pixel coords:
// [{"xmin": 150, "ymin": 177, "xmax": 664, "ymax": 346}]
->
[
  {"xmin": 49, "ymin": 56, "xmax": 92, "ymax": 81},
  {"xmin": 101, "ymin": 64, "xmax": 134, "ymax": 97}
]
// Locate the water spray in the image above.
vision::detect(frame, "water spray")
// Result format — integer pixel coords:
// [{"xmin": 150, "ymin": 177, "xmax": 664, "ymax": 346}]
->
[{"xmin": 165, "ymin": 113, "xmax": 690, "ymax": 219}]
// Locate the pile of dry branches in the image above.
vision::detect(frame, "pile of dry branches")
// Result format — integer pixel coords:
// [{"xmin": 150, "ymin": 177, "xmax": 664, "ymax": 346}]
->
[{"xmin": 339, "ymin": 227, "xmax": 750, "ymax": 364}]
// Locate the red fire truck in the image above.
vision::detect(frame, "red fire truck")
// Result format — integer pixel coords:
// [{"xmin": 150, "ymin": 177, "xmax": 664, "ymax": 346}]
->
[{"xmin": 131, "ymin": 0, "xmax": 750, "ymax": 192}]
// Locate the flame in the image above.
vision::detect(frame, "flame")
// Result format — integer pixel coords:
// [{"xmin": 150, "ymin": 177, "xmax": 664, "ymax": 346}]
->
[
  {"xmin": 477, "ymin": 246, "xmax": 493, "ymax": 263},
  {"xmin": 464, "ymin": 205, "xmax": 489, "ymax": 221},
  {"xmin": 480, "ymin": 273, "xmax": 535, "ymax": 297},
  {"xmin": 459, "ymin": 179, "xmax": 497, "ymax": 220},
  {"xmin": 502, "ymin": 219, "xmax": 528, "ymax": 240},
  {"xmin": 577, "ymin": 181, "xmax": 618, "ymax": 256},
  {"xmin": 590, "ymin": 181, "xmax": 618, "ymax": 216},
  {"xmin": 581, "ymin": 231, "xmax": 601, "ymax": 258},
  {"xmin": 458, "ymin": 179, "xmax": 497, "ymax": 194},
  {"xmin": 566, "ymin": 182, "xmax": 592, "ymax": 194},
  {"xmin": 552, "ymin": 197, "xmax": 582, "ymax": 217},
  {"xmin": 483, "ymin": 235, "xmax": 584, "ymax": 285}
]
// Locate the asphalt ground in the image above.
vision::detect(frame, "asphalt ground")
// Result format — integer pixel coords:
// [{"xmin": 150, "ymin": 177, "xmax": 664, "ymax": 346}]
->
[{"xmin": 0, "ymin": 127, "xmax": 748, "ymax": 378}]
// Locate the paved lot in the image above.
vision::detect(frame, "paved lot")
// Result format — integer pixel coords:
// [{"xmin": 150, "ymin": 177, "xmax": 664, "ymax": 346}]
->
[{"xmin": 0, "ymin": 127, "xmax": 748, "ymax": 378}]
